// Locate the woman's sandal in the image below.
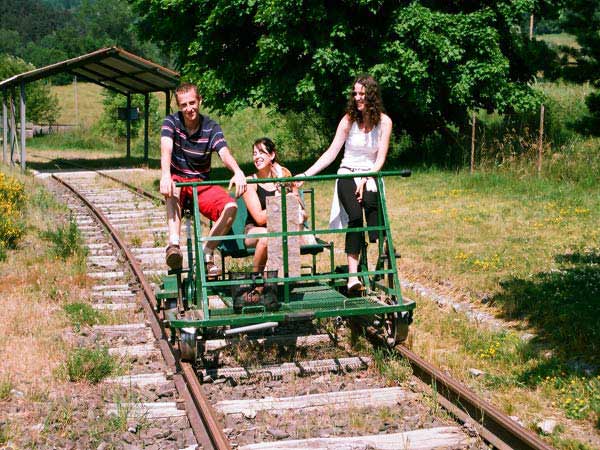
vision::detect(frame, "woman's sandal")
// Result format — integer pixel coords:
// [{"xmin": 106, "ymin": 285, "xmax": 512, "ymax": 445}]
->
[{"xmin": 347, "ymin": 279, "xmax": 363, "ymax": 294}]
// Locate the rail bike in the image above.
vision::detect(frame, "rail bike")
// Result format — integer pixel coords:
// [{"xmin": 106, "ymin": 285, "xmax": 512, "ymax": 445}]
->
[{"xmin": 155, "ymin": 171, "xmax": 415, "ymax": 367}]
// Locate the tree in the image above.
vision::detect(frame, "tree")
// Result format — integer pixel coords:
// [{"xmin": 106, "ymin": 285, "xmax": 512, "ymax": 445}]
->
[
  {"xmin": 130, "ymin": 0, "xmax": 558, "ymax": 140},
  {"xmin": 1, "ymin": 0, "xmax": 167, "ymax": 78},
  {"xmin": 562, "ymin": 1, "xmax": 600, "ymax": 125},
  {"xmin": 0, "ymin": 54, "xmax": 59, "ymax": 124},
  {"xmin": 0, "ymin": 0, "xmax": 69, "ymax": 44}
]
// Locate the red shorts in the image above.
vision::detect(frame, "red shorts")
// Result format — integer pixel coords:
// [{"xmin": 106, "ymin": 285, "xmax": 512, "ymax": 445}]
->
[{"xmin": 172, "ymin": 174, "xmax": 234, "ymax": 222}]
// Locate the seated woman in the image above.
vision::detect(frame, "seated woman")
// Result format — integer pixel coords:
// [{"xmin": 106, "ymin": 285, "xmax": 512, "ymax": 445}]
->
[{"xmin": 243, "ymin": 137, "xmax": 298, "ymax": 273}]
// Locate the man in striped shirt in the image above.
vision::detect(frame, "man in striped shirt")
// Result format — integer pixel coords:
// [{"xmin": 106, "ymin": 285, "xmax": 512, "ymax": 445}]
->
[{"xmin": 160, "ymin": 83, "xmax": 247, "ymax": 274}]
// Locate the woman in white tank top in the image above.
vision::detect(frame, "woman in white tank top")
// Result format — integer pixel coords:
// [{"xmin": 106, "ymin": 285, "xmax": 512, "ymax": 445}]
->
[{"xmin": 296, "ymin": 75, "xmax": 393, "ymax": 293}]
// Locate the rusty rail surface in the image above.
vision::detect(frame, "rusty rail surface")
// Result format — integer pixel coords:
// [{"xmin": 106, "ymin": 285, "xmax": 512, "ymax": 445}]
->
[
  {"xmin": 397, "ymin": 344, "xmax": 554, "ymax": 450},
  {"xmin": 52, "ymin": 174, "xmax": 231, "ymax": 450}
]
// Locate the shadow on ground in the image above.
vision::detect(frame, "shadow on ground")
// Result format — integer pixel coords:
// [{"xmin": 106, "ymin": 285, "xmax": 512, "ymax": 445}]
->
[
  {"xmin": 491, "ymin": 249, "xmax": 600, "ymax": 372},
  {"xmin": 25, "ymin": 156, "xmax": 317, "ymax": 179},
  {"xmin": 26, "ymin": 156, "xmax": 162, "ymax": 172}
]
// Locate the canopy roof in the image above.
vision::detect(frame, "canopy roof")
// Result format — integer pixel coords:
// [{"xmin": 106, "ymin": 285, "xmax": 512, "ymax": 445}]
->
[{"xmin": 0, "ymin": 47, "xmax": 179, "ymax": 94}]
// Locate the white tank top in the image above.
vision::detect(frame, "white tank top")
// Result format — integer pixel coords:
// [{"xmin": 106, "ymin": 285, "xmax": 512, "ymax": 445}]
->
[{"xmin": 339, "ymin": 121, "xmax": 380, "ymax": 171}]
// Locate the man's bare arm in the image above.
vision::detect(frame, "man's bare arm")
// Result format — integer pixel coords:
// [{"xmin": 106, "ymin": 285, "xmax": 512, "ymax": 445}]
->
[
  {"xmin": 160, "ymin": 136, "xmax": 174, "ymax": 197},
  {"xmin": 219, "ymin": 147, "xmax": 247, "ymax": 198}
]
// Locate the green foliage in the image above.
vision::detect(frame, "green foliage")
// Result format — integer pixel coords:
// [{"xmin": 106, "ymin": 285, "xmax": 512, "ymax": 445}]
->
[
  {"xmin": 63, "ymin": 347, "xmax": 116, "ymax": 383},
  {"xmin": 0, "ymin": 0, "xmax": 167, "ymax": 79},
  {"xmin": 562, "ymin": 1, "xmax": 600, "ymax": 122},
  {"xmin": 0, "ymin": 376, "xmax": 13, "ymax": 401},
  {"xmin": 64, "ymin": 302, "xmax": 107, "ymax": 329},
  {"xmin": 213, "ymin": 106, "xmax": 329, "ymax": 162},
  {"xmin": 0, "ymin": 0, "xmax": 69, "ymax": 45},
  {"xmin": 132, "ymin": 0, "xmax": 557, "ymax": 141},
  {"xmin": 30, "ymin": 184, "xmax": 66, "ymax": 212},
  {"xmin": 41, "ymin": 216, "xmax": 87, "ymax": 260},
  {"xmin": 0, "ymin": 54, "xmax": 59, "ymax": 124},
  {"xmin": 98, "ymin": 90, "xmax": 162, "ymax": 138},
  {"xmin": 585, "ymin": 91, "xmax": 600, "ymax": 115},
  {"xmin": 372, "ymin": 348, "xmax": 413, "ymax": 384},
  {"xmin": 0, "ymin": 420, "xmax": 9, "ymax": 445}
]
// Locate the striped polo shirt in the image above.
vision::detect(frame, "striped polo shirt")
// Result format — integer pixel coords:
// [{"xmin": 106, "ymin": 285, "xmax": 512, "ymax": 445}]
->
[{"xmin": 161, "ymin": 112, "xmax": 228, "ymax": 179}]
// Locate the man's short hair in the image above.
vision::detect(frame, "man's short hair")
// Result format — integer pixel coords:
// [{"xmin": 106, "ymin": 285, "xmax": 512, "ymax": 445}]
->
[{"xmin": 175, "ymin": 83, "xmax": 201, "ymax": 105}]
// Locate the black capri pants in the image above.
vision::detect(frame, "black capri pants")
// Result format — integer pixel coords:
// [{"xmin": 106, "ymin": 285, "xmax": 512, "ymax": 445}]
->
[{"xmin": 337, "ymin": 177, "xmax": 380, "ymax": 255}]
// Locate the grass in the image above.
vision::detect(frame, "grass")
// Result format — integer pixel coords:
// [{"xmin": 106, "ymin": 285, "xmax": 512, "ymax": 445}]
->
[
  {"xmin": 408, "ymin": 291, "xmax": 600, "ymax": 445},
  {"xmin": 372, "ymin": 348, "xmax": 413, "ymax": 385},
  {"xmin": 0, "ymin": 166, "xmax": 141, "ymax": 448},
  {"xmin": 538, "ymin": 33, "xmax": 580, "ymax": 50},
  {"xmin": 0, "ymin": 376, "xmax": 13, "ymax": 401},
  {"xmin": 0, "ymin": 167, "xmax": 87, "ymax": 392},
  {"xmin": 51, "ymin": 82, "xmax": 171, "ymax": 129},
  {"xmin": 61, "ymin": 347, "xmax": 117, "ymax": 384}
]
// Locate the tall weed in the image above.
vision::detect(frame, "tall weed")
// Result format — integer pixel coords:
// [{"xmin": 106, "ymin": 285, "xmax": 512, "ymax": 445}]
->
[
  {"xmin": 62, "ymin": 347, "xmax": 116, "ymax": 384},
  {"xmin": 0, "ymin": 376, "xmax": 13, "ymax": 401},
  {"xmin": 30, "ymin": 184, "xmax": 65, "ymax": 211},
  {"xmin": 41, "ymin": 216, "xmax": 87, "ymax": 260}
]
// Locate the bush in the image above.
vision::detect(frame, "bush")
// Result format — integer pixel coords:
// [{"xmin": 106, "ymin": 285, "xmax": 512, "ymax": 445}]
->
[
  {"xmin": 0, "ymin": 172, "xmax": 26, "ymax": 258},
  {"xmin": 64, "ymin": 347, "xmax": 116, "ymax": 384}
]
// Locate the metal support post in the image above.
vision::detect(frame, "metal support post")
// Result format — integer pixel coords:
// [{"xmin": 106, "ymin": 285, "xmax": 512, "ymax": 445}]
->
[
  {"xmin": 126, "ymin": 93, "xmax": 131, "ymax": 159},
  {"xmin": 20, "ymin": 81, "xmax": 26, "ymax": 173},
  {"xmin": 10, "ymin": 88, "xmax": 16, "ymax": 166},
  {"xmin": 165, "ymin": 90, "xmax": 170, "ymax": 116},
  {"xmin": 74, "ymin": 76, "xmax": 79, "ymax": 127},
  {"xmin": 144, "ymin": 93, "xmax": 149, "ymax": 162},
  {"xmin": 2, "ymin": 88, "xmax": 7, "ymax": 164}
]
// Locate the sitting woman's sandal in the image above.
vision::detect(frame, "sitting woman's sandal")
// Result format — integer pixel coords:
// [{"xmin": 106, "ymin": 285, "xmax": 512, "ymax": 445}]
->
[{"xmin": 204, "ymin": 253, "xmax": 222, "ymax": 278}]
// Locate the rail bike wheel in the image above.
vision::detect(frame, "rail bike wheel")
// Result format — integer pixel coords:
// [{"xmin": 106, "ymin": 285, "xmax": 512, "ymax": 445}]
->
[
  {"xmin": 163, "ymin": 298, "xmax": 178, "ymax": 321},
  {"xmin": 179, "ymin": 328, "xmax": 198, "ymax": 362},
  {"xmin": 377, "ymin": 241, "xmax": 410, "ymax": 347},
  {"xmin": 380, "ymin": 299, "xmax": 411, "ymax": 348}
]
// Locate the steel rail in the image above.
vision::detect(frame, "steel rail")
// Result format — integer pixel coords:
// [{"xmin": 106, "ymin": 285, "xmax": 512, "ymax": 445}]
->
[
  {"xmin": 51, "ymin": 174, "xmax": 231, "ymax": 450},
  {"xmin": 396, "ymin": 344, "xmax": 554, "ymax": 450}
]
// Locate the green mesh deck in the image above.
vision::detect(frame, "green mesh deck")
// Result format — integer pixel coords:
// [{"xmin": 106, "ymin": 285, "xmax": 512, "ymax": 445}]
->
[
  {"xmin": 168, "ymin": 282, "xmax": 415, "ymax": 329},
  {"xmin": 216, "ymin": 283, "xmax": 367, "ymax": 314}
]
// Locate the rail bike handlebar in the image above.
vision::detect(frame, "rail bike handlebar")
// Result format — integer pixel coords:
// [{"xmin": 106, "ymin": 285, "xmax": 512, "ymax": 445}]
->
[{"xmin": 175, "ymin": 169, "xmax": 411, "ymax": 188}]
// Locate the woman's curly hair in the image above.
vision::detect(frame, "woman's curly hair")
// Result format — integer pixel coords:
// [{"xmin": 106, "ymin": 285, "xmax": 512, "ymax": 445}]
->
[{"xmin": 346, "ymin": 75, "xmax": 385, "ymax": 128}]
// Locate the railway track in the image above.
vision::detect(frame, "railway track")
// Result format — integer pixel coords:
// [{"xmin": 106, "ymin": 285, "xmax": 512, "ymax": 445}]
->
[{"xmin": 39, "ymin": 167, "xmax": 554, "ymax": 450}]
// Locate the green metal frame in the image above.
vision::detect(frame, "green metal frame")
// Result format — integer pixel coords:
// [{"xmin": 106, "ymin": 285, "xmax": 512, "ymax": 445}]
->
[{"xmin": 157, "ymin": 170, "xmax": 415, "ymax": 331}]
